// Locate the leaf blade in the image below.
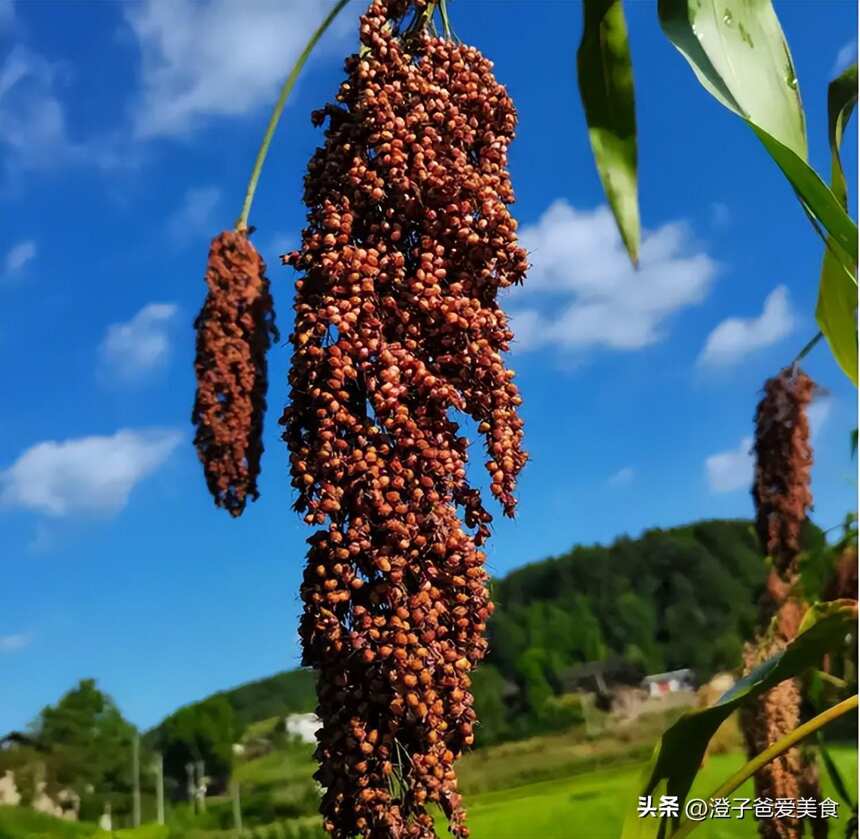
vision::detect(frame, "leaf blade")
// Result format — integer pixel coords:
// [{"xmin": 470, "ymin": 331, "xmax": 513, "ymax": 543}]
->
[
  {"xmin": 577, "ymin": 0, "xmax": 640, "ymax": 267},
  {"xmin": 827, "ymin": 62, "xmax": 858, "ymax": 209},
  {"xmin": 816, "ymin": 62, "xmax": 858, "ymax": 384},
  {"xmin": 659, "ymin": 0, "xmax": 858, "ymax": 267}
]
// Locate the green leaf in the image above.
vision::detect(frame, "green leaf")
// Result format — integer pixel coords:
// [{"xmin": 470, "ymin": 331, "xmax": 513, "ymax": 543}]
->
[
  {"xmin": 620, "ymin": 600, "xmax": 857, "ymax": 839},
  {"xmin": 658, "ymin": 0, "xmax": 807, "ymax": 158},
  {"xmin": 816, "ymin": 63, "xmax": 858, "ymax": 385},
  {"xmin": 577, "ymin": 0, "xmax": 640, "ymax": 267},
  {"xmin": 817, "ymin": 247, "xmax": 858, "ymax": 384},
  {"xmin": 816, "ymin": 732, "xmax": 855, "ymax": 809},
  {"xmin": 828, "ymin": 63, "xmax": 858, "ymax": 209},
  {"xmin": 852, "ymin": 428, "xmax": 858, "ymax": 458},
  {"xmin": 659, "ymin": 0, "xmax": 858, "ymax": 268}
]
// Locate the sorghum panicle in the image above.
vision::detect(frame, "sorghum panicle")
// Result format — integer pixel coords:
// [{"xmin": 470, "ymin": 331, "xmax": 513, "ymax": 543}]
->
[
  {"xmin": 193, "ymin": 230, "xmax": 279, "ymax": 517},
  {"xmin": 744, "ymin": 365, "xmax": 823, "ymax": 839},
  {"xmin": 751, "ymin": 367, "xmax": 816, "ymax": 579},
  {"xmin": 281, "ymin": 2, "xmax": 527, "ymax": 836}
]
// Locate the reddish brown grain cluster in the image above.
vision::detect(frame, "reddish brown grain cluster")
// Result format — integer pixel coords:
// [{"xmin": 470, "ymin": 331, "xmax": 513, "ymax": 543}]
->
[
  {"xmin": 744, "ymin": 365, "xmax": 823, "ymax": 839},
  {"xmin": 751, "ymin": 367, "xmax": 816, "ymax": 579},
  {"xmin": 281, "ymin": 2, "xmax": 527, "ymax": 836},
  {"xmin": 193, "ymin": 230, "xmax": 279, "ymax": 517}
]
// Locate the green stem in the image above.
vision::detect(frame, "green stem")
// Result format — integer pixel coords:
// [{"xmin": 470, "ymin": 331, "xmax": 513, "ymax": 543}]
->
[
  {"xmin": 793, "ymin": 331, "xmax": 825, "ymax": 364},
  {"xmin": 669, "ymin": 694, "xmax": 859, "ymax": 839},
  {"xmin": 235, "ymin": 0, "xmax": 350, "ymax": 233},
  {"xmin": 439, "ymin": 0, "xmax": 452, "ymax": 39}
]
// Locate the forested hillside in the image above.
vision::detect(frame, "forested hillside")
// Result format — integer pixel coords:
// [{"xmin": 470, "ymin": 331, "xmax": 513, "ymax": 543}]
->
[{"xmin": 146, "ymin": 518, "xmax": 820, "ymax": 748}]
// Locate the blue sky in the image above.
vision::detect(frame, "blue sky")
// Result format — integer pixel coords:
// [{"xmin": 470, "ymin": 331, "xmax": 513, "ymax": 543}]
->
[{"xmin": 0, "ymin": 0, "xmax": 857, "ymax": 734}]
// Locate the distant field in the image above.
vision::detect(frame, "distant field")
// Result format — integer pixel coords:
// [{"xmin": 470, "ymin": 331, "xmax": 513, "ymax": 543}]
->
[
  {"xmin": 1, "ymin": 746, "xmax": 854, "ymax": 839},
  {"xmin": 458, "ymin": 748, "xmax": 857, "ymax": 839}
]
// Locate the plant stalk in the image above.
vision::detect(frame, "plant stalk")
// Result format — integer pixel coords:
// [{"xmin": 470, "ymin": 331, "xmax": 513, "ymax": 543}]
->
[
  {"xmin": 235, "ymin": 0, "xmax": 350, "ymax": 233},
  {"xmin": 669, "ymin": 694, "xmax": 859, "ymax": 839},
  {"xmin": 793, "ymin": 331, "xmax": 825, "ymax": 364}
]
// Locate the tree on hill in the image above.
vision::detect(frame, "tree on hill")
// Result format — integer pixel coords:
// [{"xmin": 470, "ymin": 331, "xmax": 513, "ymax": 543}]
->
[
  {"xmin": 30, "ymin": 678, "xmax": 137, "ymax": 822},
  {"xmin": 154, "ymin": 695, "xmax": 238, "ymax": 796}
]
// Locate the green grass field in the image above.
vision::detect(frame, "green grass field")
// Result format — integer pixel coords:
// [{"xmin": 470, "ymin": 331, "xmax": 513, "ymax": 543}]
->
[
  {"xmin": 1, "ymin": 745, "xmax": 855, "ymax": 839},
  {"xmin": 456, "ymin": 747, "xmax": 856, "ymax": 838}
]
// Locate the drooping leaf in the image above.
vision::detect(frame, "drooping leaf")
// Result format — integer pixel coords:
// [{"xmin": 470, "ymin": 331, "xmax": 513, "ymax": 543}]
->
[
  {"xmin": 659, "ymin": 0, "xmax": 858, "ymax": 268},
  {"xmin": 817, "ymin": 732, "xmax": 855, "ymax": 809},
  {"xmin": 816, "ymin": 63, "xmax": 858, "ymax": 385},
  {"xmin": 852, "ymin": 428, "xmax": 858, "ymax": 458},
  {"xmin": 828, "ymin": 63, "xmax": 858, "ymax": 209},
  {"xmin": 817, "ymin": 248, "xmax": 858, "ymax": 385},
  {"xmin": 620, "ymin": 600, "xmax": 857, "ymax": 839},
  {"xmin": 577, "ymin": 0, "xmax": 640, "ymax": 266},
  {"xmin": 659, "ymin": 0, "xmax": 807, "ymax": 157}
]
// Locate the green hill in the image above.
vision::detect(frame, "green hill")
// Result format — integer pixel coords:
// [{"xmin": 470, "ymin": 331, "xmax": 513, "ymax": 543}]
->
[{"xmin": 145, "ymin": 517, "xmax": 820, "ymax": 748}]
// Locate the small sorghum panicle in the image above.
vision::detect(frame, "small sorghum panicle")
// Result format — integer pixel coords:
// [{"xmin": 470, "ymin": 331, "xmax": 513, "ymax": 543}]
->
[
  {"xmin": 751, "ymin": 367, "xmax": 815, "ymax": 579},
  {"xmin": 743, "ymin": 365, "xmax": 822, "ymax": 839},
  {"xmin": 192, "ymin": 230, "xmax": 278, "ymax": 517},
  {"xmin": 281, "ymin": 2, "xmax": 527, "ymax": 836}
]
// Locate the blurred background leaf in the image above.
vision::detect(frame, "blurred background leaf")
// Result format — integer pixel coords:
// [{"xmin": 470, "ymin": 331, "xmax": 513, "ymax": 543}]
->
[{"xmin": 577, "ymin": 0, "xmax": 640, "ymax": 267}]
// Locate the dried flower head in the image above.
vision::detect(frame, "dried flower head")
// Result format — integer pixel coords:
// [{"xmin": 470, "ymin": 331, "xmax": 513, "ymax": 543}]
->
[
  {"xmin": 282, "ymin": 2, "xmax": 527, "ymax": 836},
  {"xmin": 752, "ymin": 367, "xmax": 816, "ymax": 579},
  {"xmin": 192, "ymin": 229, "xmax": 279, "ymax": 517}
]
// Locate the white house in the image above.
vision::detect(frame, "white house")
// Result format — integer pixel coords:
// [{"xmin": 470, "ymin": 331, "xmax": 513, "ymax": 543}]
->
[
  {"xmin": 285, "ymin": 713, "xmax": 322, "ymax": 744},
  {"xmin": 642, "ymin": 668, "xmax": 695, "ymax": 698}
]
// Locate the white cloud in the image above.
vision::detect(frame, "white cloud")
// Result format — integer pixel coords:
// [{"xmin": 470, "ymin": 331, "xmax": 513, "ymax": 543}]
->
[
  {"xmin": 706, "ymin": 436, "xmax": 753, "ymax": 493},
  {"xmin": 698, "ymin": 285, "xmax": 794, "ymax": 368},
  {"xmin": 508, "ymin": 201, "xmax": 717, "ymax": 353},
  {"xmin": 833, "ymin": 40, "xmax": 858, "ymax": 76},
  {"xmin": 99, "ymin": 302, "xmax": 178, "ymax": 382},
  {"xmin": 168, "ymin": 186, "xmax": 221, "ymax": 241},
  {"xmin": 0, "ymin": 633, "xmax": 30, "ymax": 653},
  {"xmin": 125, "ymin": 0, "xmax": 352, "ymax": 139},
  {"xmin": 607, "ymin": 466, "xmax": 634, "ymax": 487},
  {"xmin": 0, "ymin": 428, "xmax": 182, "ymax": 517},
  {"xmin": 0, "ymin": 46, "xmax": 79, "ymax": 172},
  {"xmin": 3, "ymin": 239, "xmax": 35, "ymax": 274}
]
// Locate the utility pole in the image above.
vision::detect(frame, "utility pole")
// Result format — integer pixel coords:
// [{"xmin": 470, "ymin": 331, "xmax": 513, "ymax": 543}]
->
[
  {"xmin": 231, "ymin": 779, "xmax": 243, "ymax": 837},
  {"xmin": 185, "ymin": 762, "xmax": 196, "ymax": 814},
  {"xmin": 132, "ymin": 733, "xmax": 141, "ymax": 828},
  {"xmin": 195, "ymin": 760, "xmax": 207, "ymax": 813},
  {"xmin": 153, "ymin": 752, "xmax": 165, "ymax": 826}
]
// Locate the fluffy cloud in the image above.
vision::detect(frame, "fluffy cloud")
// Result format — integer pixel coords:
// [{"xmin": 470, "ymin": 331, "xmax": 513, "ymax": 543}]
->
[
  {"xmin": 607, "ymin": 466, "xmax": 634, "ymax": 487},
  {"xmin": 125, "ymin": 0, "xmax": 352, "ymax": 139},
  {"xmin": 0, "ymin": 46, "xmax": 76, "ymax": 171},
  {"xmin": 3, "ymin": 239, "xmax": 35, "ymax": 275},
  {"xmin": 0, "ymin": 428, "xmax": 182, "ymax": 517},
  {"xmin": 705, "ymin": 436, "xmax": 753, "ymax": 494},
  {"xmin": 168, "ymin": 186, "xmax": 221, "ymax": 242},
  {"xmin": 833, "ymin": 40, "xmax": 857, "ymax": 76},
  {"xmin": 99, "ymin": 303, "xmax": 178, "ymax": 382},
  {"xmin": 508, "ymin": 201, "xmax": 717, "ymax": 353},
  {"xmin": 0, "ymin": 633, "xmax": 31, "ymax": 652},
  {"xmin": 698, "ymin": 286, "xmax": 794, "ymax": 367}
]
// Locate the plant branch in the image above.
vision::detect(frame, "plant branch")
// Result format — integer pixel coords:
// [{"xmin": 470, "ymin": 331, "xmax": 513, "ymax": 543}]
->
[
  {"xmin": 669, "ymin": 694, "xmax": 859, "ymax": 839},
  {"xmin": 793, "ymin": 331, "xmax": 825, "ymax": 364},
  {"xmin": 235, "ymin": 0, "xmax": 350, "ymax": 233}
]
